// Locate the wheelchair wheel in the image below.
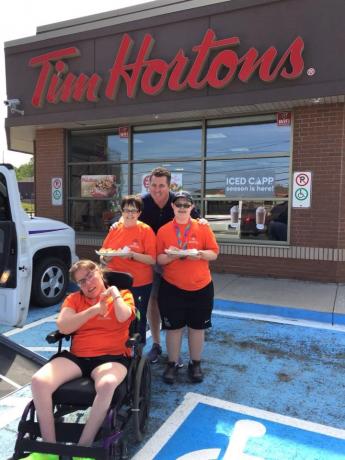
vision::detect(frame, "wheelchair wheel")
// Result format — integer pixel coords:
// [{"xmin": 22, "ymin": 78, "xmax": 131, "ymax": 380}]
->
[{"xmin": 133, "ymin": 356, "xmax": 151, "ymax": 441}]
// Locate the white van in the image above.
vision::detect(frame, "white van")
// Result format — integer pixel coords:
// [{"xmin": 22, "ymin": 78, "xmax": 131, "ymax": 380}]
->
[{"xmin": 0, "ymin": 164, "xmax": 78, "ymax": 327}]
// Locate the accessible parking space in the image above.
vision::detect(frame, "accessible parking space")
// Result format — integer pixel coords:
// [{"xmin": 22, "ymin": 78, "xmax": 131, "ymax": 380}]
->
[
  {"xmin": 134, "ymin": 393, "xmax": 345, "ymax": 460},
  {"xmin": 2, "ymin": 304, "xmax": 345, "ymax": 459}
]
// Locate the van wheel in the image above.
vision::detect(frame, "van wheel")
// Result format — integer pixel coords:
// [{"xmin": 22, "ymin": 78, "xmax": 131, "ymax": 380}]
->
[{"xmin": 31, "ymin": 258, "xmax": 68, "ymax": 307}]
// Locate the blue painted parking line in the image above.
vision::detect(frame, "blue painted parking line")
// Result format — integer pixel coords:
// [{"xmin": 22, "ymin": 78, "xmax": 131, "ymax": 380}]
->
[
  {"xmin": 134, "ymin": 393, "xmax": 345, "ymax": 460},
  {"xmin": 214, "ymin": 298, "xmax": 337, "ymax": 325}
]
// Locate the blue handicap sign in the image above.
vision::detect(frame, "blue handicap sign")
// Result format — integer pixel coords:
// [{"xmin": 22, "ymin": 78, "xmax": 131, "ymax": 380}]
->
[{"xmin": 134, "ymin": 393, "xmax": 345, "ymax": 460}]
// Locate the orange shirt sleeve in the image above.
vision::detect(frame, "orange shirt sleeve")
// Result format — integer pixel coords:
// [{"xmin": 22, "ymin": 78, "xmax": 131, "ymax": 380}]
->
[
  {"xmin": 201, "ymin": 224, "xmax": 219, "ymax": 254},
  {"xmin": 120, "ymin": 289, "xmax": 136, "ymax": 320},
  {"xmin": 102, "ymin": 227, "xmax": 119, "ymax": 250},
  {"xmin": 61, "ymin": 291, "xmax": 81, "ymax": 311}
]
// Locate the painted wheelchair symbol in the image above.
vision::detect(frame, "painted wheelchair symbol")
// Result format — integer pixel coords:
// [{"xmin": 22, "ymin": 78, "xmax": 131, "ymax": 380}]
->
[{"xmin": 177, "ymin": 419, "xmax": 266, "ymax": 460}]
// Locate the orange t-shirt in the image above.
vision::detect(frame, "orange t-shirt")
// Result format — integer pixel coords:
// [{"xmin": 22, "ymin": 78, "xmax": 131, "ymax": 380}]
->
[
  {"xmin": 156, "ymin": 218, "xmax": 219, "ymax": 291},
  {"xmin": 61, "ymin": 290, "xmax": 135, "ymax": 357},
  {"xmin": 101, "ymin": 221, "xmax": 156, "ymax": 287}
]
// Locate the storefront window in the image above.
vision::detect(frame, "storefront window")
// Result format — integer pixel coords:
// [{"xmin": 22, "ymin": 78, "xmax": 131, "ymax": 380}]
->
[
  {"xmin": 68, "ymin": 116, "xmax": 291, "ymax": 242},
  {"xmin": 68, "ymin": 162, "xmax": 129, "ymax": 233},
  {"xmin": 205, "ymin": 158, "xmax": 289, "ymax": 198},
  {"xmin": 133, "ymin": 127, "xmax": 202, "ymax": 160},
  {"xmin": 68, "ymin": 130, "xmax": 129, "ymax": 233},
  {"xmin": 205, "ymin": 119, "xmax": 290, "ymax": 242},
  {"xmin": 69, "ymin": 130, "xmax": 128, "ymax": 162},
  {"xmin": 207, "ymin": 122, "xmax": 290, "ymax": 158},
  {"xmin": 206, "ymin": 199, "xmax": 288, "ymax": 242},
  {"xmin": 132, "ymin": 161, "xmax": 202, "ymax": 210}
]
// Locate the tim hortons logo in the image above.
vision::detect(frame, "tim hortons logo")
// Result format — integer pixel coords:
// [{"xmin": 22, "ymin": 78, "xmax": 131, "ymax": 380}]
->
[{"xmin": 29, "ymin": 29, "xmax": 305, "ymax": 108}]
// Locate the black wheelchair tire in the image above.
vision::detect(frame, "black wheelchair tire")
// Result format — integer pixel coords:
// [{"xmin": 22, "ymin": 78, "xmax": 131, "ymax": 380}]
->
[{"xmin": 133, "ymin": 356, "xmax": 151, "ymax": 442}]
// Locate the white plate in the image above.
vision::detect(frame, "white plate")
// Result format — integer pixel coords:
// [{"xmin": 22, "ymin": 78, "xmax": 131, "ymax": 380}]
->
[
  {"xmin": 95, "ymin": 250, "xmax": 130, "ymax": 257},
  {"xmin": 165, "ymin": 249, "xmax": 199, "ymax": 256}
]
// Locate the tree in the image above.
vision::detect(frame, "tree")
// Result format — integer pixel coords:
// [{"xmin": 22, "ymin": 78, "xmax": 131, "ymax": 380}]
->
[{"xmin": 15, "ymin": 158, "xmax": 34, "ymax": 181}]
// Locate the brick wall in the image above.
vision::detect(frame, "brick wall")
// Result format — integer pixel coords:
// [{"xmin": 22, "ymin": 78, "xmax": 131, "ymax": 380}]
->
[
  {"xmin": 211, "ymin": 255, "xmax": 339, "ymax": 283},
  {"xmin": 35, "ymin": 129, "xmax": 65, "ymax": 221},
  {"xmin": 291, "ymin": 103, "xmax": 345, "ymax": 248}
]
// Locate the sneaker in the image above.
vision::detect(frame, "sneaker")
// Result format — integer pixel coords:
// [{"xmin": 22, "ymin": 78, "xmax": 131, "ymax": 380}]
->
[
  {"xmin": 177, "ymin": 356, "xmax": 184, "ymax": 368},
  {"xmin": 163, "ymin": 361, "xmax": 179, "ymax": 384},
  {"xmin": 147, "ymin": 343, "xmax": 162, "ymax": 363},
  {"xmin": 188, "ymin": 360, "xmax": 204, "ymax": 383}
]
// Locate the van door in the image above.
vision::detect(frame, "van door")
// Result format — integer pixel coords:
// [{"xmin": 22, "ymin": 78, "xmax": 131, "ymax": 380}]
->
[{"xmin": 0, "ymin": 172, "xmax": 31, "ymax": 327}]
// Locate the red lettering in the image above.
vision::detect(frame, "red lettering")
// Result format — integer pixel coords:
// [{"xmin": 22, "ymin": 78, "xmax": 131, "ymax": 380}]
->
[
  {"xmin": 206, "ymin": 50, "xmax": 239, "ymax": 89},
  {"xmin": 29, "ymin": 30, "xmax": 305, "ymax": 108},
  {"xmin": 167, "ymin": 50, "xmax": 189, "ymax": 91},
  {"xmin": 106, "ymin": 34, "xmax": 154, "ymax": 99},
  {"xmin": 29, "ymin": 48, "xmax": 80, "ymax": 107},
  {"xmin": 187, "ymin": 29, "xmax": 240, "ymax": 90},
  {"xmin": 141, "ymin": 59, "xmax": 169, "ymax": 96}
]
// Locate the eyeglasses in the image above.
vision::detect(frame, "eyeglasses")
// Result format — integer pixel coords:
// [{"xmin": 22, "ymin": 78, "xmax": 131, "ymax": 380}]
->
[
  {"xmin": 122, "ymin": 208, "xmax": 140, "ymax": 214},
  {"xmin": 174, "ymin": 203, "xmax": 192, "ymax": 209},
  {"xmin": 76, "ymin": 270, "xmax": 96, "ymax": 287}
]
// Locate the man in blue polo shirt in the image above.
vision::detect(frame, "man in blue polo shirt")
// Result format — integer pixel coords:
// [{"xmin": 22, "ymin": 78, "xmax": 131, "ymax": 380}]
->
[{"xmin": 140, "ymin": 167, "xmax": 200, "ymax": 363}]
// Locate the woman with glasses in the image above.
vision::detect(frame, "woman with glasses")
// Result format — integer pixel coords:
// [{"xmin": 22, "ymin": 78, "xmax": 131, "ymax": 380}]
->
[
  {"xmin": 156, "ymin": 191, "xmax": 219, "ymax": 385},
  {"xmin": 26, "ymin": 260, "xmax": 135, "ymax": 456},
  {"xmin": 100, "ymin": 195, "xmax": 156, "ymax": 344}
]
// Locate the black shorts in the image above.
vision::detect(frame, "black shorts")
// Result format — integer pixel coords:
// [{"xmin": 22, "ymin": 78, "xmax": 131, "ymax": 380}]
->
[
  {"xmin": 158, "ymin": 278, "xmax": 214, "ymax": 330},
  {"xmin": 51, "ymin": 350, "xmax": 130, "ymax": 378}
]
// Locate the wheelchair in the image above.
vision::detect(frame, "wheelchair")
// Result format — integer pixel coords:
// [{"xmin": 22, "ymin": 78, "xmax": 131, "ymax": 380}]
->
[{"xmin": 12, "ymin": 271, "xmax": 151, "ymax": 460}]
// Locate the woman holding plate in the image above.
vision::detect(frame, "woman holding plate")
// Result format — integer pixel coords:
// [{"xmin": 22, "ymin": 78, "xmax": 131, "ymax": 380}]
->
[
  {"xmin": 99, "ymin": 195, "xmax": 156, "ymax": 344},
  {"xmin": 156, "ymin": 191, "xmax": 219, "ymax": 384}
]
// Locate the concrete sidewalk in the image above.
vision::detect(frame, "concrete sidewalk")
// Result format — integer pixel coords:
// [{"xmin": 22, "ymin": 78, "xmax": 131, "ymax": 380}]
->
[{"xmin": 212, "ymin": 272, "xmax": 345, "ymax": 322}]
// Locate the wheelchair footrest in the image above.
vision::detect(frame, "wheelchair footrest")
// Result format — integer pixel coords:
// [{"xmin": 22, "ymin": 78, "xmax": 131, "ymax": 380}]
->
[{"xmin": 18, "ymin": 420, "xmax": 85, "ymax": 444}]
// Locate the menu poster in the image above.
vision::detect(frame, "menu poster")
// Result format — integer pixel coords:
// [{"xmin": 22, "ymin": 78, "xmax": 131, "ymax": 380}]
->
[
  {"xmin": 141, "ymin": 172, "xmax": 183, "ymax": 193},
  {"xmin": 81, "ymin": 175, "xmax": 116, "ymax": 198}
]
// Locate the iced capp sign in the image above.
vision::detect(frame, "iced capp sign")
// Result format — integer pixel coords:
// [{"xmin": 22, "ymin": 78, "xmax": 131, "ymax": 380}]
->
[{"xmin": 225, "ymin": 170, "xmax": 275, "ymax": 198}]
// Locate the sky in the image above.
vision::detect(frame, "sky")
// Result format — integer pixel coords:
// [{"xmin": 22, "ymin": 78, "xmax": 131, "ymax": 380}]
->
[{"xmin": 0, "ymin": 0, "xmax": 149, "ymax": 167}]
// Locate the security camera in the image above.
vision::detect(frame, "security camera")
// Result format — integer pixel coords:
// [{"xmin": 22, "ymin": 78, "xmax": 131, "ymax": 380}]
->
[
  {"xmin": 3, "ymin": 99, "xmax": 24, "ymax": 115},
  {"xmin": 4, "ymin": 98, "xmax": 20, "ymax": 108}
]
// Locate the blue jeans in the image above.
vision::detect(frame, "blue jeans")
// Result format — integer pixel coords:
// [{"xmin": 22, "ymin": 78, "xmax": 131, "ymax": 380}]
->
[{"xmin": 131, "ymin": 283, "xmax": 152, "ymax": 344}]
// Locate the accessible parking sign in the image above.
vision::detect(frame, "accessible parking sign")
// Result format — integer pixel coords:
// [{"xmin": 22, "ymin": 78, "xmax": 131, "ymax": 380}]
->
[{"xmin": 292, "ymin": 172, "xmax": 312, "ymax": 208}]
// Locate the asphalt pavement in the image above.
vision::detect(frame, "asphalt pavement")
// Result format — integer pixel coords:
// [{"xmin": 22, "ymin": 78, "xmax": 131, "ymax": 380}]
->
[{"xmin": 1, "ymin": 273, "xmax": 345, "ymax": 459}]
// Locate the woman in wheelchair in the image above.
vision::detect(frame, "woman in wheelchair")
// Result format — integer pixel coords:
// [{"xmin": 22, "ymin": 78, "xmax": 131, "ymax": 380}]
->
[{"xmin": 26, "ymin": 260, "xmax": 136, "ymax": 458}]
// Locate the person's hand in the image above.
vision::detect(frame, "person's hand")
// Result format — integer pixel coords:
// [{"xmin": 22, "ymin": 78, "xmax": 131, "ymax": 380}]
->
[
  {"xmin": 198, "ymin": 218, "xmax": 209, "ymax": 226},
  {"xmin": 166, "ymin": 246, "xmax": 182, "ymax": 260},
  {"xmin": 100, "ymin": 254, "xmax": 113, "ymax": 265},
  {"xmin": 187, "ymin": 251, "xmax": 202, "ymax": 260},
  {"xmin": 98, "ymin": 291, "xmax": 112, "ymax": 316},
  {"xmin": 121, "ymin": 251, "xmax": 134, "ymax": 259},
  {"xmin": 108, "ymin": 285, "xmax": 122, "ymax": 300},
  {"xmin": 110, "ymin": 221, "xmax": 120, "ymax": 230}
]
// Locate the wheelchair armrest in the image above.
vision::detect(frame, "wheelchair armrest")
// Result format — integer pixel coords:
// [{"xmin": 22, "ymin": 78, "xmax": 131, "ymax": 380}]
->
[
  {"xmin": 45, "ymin": 330, "xmax": 71, "ymax": 344},
  {"xmin": 125, "ymin": 332, "xmax": 141, "ymax": 348}
]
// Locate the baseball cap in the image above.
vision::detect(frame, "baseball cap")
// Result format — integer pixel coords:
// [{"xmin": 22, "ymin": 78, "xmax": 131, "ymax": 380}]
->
[{"xmin": 172, "ymin": 191, "xmax": 194, "ymax": 204}]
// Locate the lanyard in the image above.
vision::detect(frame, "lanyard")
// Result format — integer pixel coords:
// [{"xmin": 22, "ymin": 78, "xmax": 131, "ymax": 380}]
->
[{"xmin": 173, "ymin": 219, "xmax": 192, "ymax": 249}]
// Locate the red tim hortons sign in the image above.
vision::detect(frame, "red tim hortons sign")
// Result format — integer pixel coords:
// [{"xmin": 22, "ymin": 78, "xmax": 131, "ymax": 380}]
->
[{"xmin": 29, "ymin": 29, "xmax": 305, "ymax": 108}]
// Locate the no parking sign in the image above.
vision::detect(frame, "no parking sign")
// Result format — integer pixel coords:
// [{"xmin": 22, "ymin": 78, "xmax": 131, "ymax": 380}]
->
[
  {"xmin": 52, "ymin": 177, "xmax": 63, "ymax": 206},
  {"xmin": 292, "ymin": 172, "xmax": 311, "ymax": 208}
]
